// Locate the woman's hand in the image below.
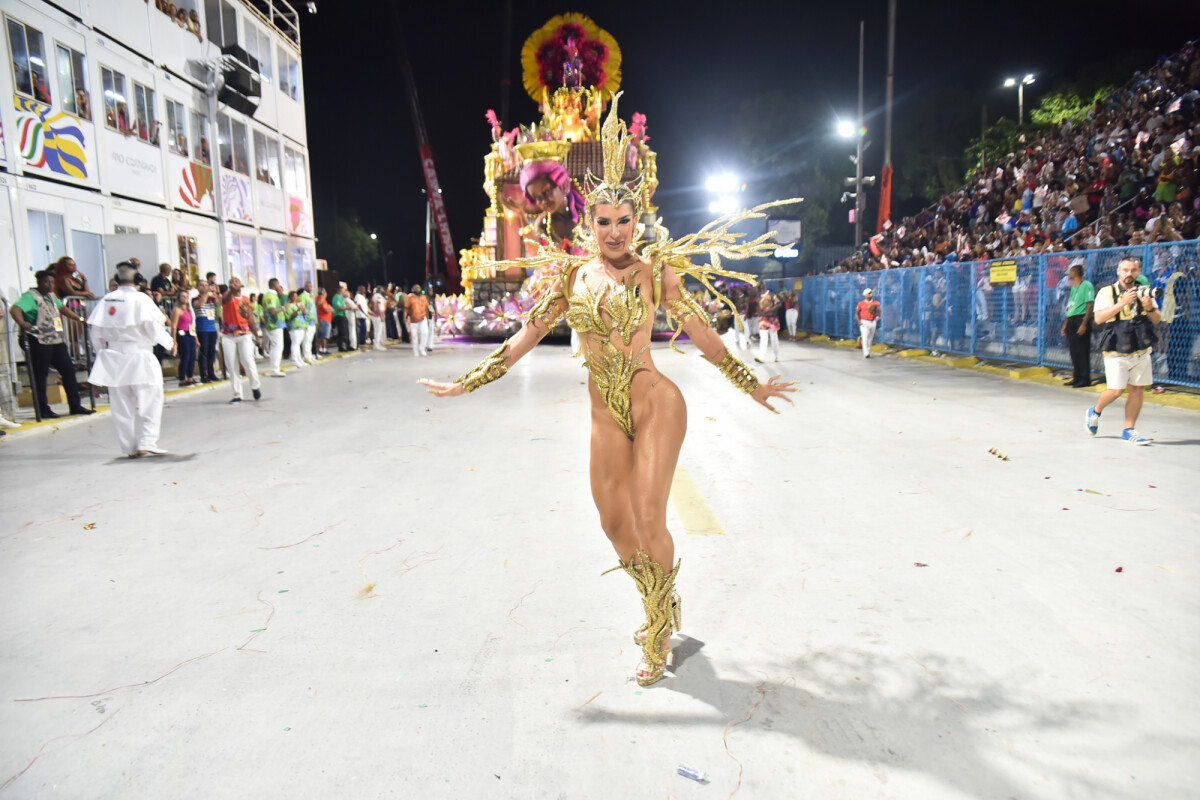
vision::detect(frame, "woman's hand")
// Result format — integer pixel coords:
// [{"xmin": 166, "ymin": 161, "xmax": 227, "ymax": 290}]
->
[
  {"xmin": 751, "ymin": 375, "xmax": 799, "ymax": 414},
  {"xmin": 418, "ymin": 378, "xmax": 465, "ymax": 398}
]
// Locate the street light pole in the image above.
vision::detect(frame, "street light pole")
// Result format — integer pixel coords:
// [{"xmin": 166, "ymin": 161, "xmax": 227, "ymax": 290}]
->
[
  {"xmin": 1004, "ymin": 74, "xmax": 1035, "ymax": 126},
  {"xmin": 854, "ymin": 20, "xmax": 865, "ymax": 248}
]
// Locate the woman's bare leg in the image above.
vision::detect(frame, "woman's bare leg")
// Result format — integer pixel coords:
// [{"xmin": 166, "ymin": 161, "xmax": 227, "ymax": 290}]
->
[
  {"xmin": 629, "ymin": 378, "xmax": 687, "ymax": 568},
  {"xmin": 589, "ymin": 404, "xmax": 639, "ymax": 560}
]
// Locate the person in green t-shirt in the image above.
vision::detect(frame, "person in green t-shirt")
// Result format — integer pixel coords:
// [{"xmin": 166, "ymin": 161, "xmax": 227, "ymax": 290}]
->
[
  {"xmin": 300, "ymin": 282, "xmax": 317, "ymax": 364},
  {"xmin": 285, "ymin": 290, "xmax": 309, "ymax": 369},
  {"xmin": 12, "ymin": 269, "xmax": 93, "ymax": 417},
  {"xmin": 262, "ymin": 279, "xmax": 287, "ymax": 377},
  {"xmin": 331, "ymin": 282, "xmax": 350, "ymax": 351},
  {"xmin": 1061, "ymin": 263, "xmax": 1095, "ymax": 387}
]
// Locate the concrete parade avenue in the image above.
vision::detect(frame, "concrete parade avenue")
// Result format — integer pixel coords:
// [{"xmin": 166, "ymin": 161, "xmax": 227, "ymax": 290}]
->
[{"xmin": 1, "ymin": 336, "xmax": 1197, "ymax": 799}]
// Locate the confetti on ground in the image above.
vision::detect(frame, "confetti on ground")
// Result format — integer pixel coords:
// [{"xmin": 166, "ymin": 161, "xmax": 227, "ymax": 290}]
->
[
  {"xmin": 83, "ymin": 523, "xmax": 96, "ymax": 530},
  {"xmin": 987, "ymin": 448, "xmax": 1011, "ymax": 461},
  {"xmin": 277, "ymin": 589, "xmax": 288, "ymax": 594},
  {"xmin": 705, "ymin": 416, "xmax": 716, "ymax": 421},
  {"xmin": 578, "ymin": 691, "xmax": 602, "ymax": 708},
  {"xmin": 1154, "ymin": 565, "xmax": 1181, "ymax": 574},
  {"xmin": 914, "ymin": 562, "xmax": 929, "ymax": 567},
  {"xmin": 1115, "ymin": 567, "xmax": 1124, "ymax": 573},
  {"xmin": 960, "ymin": 530, "xmax": 972, "ymax": 541},
  {"xmin": 356, "ymin": 583, "xmax": 377, "ymax": 599},
  {"xmin": 1084, "ymin": 489, "xmax": 1105, "ymax": 495}
]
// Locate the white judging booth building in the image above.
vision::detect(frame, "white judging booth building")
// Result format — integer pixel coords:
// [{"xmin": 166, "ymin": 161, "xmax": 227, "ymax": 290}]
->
[{"xmin": 0, "ymin": 0, "xmax": 317, "ymax": 298}]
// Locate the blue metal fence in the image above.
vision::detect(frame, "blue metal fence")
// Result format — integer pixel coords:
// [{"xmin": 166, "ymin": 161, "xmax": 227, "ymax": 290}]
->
[{"xmin": 795, "ymin": 240, "xmax": 1200, "ymax": 388}]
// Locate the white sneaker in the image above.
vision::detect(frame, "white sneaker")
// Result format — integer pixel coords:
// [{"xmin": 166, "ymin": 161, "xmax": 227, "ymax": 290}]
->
[
  {"xmin": 141, "ymin": 445, "xmax": 169, "ymax": 456},
  {"xmin": 269, "ymin": 370, "xmax": 286, "ymax": 377},
  {"xmin": 0, "ymin": 417, "xmax": 19, "ymax": 428}
]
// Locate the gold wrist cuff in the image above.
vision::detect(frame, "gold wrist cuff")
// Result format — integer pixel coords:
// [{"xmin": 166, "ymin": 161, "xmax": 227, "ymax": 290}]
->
[
  {"xmin": 457, "ymin": 343, "xmax": 510, "ymax": 392},
  {"xmin": 717, "ymin": 351, "xmax": 759, "ymax": 394}
]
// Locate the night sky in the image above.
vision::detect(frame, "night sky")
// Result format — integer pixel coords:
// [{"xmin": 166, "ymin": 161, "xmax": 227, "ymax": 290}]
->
[{"xmin": 298, "ymin": 1, "xmax": 1200, "ymax": 286}]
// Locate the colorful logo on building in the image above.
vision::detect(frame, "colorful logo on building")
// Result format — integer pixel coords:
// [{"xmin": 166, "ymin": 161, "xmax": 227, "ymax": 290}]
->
[
  {"xmin": 14, "ymin": 95, "xmax": 88, "ymax": 179},
  {"xmin": 221, "ymin": 172, "xmax": 252, "ymax": 221},
  {"xmin": 288, "ymin": 195, "xmax": 313, "ymax": 236},
  {"xmin": 179, "ymin": 161, "xmax": 214, "ymax": 209}
]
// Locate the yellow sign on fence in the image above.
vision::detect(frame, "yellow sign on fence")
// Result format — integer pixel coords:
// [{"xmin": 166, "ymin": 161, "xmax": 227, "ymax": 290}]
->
[{"xmin": 990, "ymin": 260, "xmax": 1017, "ymax": 284}]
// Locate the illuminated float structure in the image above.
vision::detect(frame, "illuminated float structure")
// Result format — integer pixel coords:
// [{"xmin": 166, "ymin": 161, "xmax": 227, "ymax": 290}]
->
[{"xmin": 438, "ymin": 14, "xmax": 660, "ymax": 337}]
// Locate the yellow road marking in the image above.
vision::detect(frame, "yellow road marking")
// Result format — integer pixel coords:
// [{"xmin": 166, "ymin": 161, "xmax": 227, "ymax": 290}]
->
[{"xmin": 670, "ymin": 466, "xmax": 725, "ymax": 535}]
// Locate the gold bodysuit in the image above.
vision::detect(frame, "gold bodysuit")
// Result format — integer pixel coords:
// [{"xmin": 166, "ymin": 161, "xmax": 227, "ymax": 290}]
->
[{"xmin": 522, "ymin": 259, "xmax": 739, "ymax": 439}]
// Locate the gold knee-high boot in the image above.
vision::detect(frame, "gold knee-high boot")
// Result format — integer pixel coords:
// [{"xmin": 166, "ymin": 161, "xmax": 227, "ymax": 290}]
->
[{"xmin": 605, "ymin": 549, "xmax": 681, "ymax": 686}]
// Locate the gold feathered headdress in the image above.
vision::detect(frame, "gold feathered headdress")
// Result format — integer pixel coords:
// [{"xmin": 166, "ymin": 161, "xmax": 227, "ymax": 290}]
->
[{"xmin": 583, "ymin": 92, "xmax": 644, "ymax": 216}]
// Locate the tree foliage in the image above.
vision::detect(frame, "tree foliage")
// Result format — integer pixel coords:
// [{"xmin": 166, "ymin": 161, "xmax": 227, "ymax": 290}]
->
[
  {"xmin": 332, "ymin": 208, "xmax": 383, "ymax": 285},
  {"xmin": 1030, "ymin": 85, "xmax": 1116, "ymax": 126}
]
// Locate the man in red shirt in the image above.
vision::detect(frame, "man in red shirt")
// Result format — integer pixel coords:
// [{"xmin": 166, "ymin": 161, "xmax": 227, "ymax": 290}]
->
[
  {"xmin": 315, "ymin": 287, "xmax": 333, "ymax": 356},
  {"xmin": 219, "ymin": 277, "xmax": 262, "ymax": 403},
  {"xmin": 855, "ymin": 288, "xmax": 881, "ymax": 358}
]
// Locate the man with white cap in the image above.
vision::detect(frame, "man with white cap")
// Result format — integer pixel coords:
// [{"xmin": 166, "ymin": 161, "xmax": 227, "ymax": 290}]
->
[
  {"xmin": 87, "ymin": 261, "xmax": 176, "ymax": 457},
  {"xmin": 855, "ymin": 288, "xmax": 881, "ymax": 358}
]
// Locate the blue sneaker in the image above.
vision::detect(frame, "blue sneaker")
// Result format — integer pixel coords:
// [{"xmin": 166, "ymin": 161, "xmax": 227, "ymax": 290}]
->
[
  {"xmin": 1121, "ymin": 428, "xmax": 1151, "ymax": 446},
  {"xmin": 1085, "ymin": 406, "xmax": 1100, "ymax": 436}
]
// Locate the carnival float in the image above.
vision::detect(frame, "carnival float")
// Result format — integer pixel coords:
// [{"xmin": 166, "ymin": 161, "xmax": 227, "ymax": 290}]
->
[{"xmin": 436, "ymin": 13, "xmax": 666, "ymax": 338}]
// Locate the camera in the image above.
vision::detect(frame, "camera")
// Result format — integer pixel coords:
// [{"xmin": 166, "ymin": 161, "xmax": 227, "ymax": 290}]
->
[{"xmin": 1135, "ymin": 286, "xmax": 1163, "ymax": 300}]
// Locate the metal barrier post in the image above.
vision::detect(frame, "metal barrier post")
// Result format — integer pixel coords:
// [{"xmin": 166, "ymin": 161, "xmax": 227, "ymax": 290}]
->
[
  {"xmin": 1036, "ymin": 255, "xmax": 1047, "ymax": 365},
  {"xmin": 21, "ymin": 335, "xmax": 42, "ymax": 423},
  {"xmin": 83, "ymin": 320, "xmax": 95, "ymax": 411},
  {"xmin": 1001, "ymin": 282, "xmax": 1009, "ymax": 360}
]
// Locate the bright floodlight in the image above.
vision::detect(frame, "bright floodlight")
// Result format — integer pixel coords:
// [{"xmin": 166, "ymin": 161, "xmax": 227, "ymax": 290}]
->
[
  {"xmin": 1004, "ymin": 78, "xmax": 1016, "ymax": 87},
  {"xmin": 836, "ymin": 119, "xmax": 855, "ymax": 138},
  {"xmin": 705, "ymin": 174, "xmax": 739, "ymax": 195},
  {"xmin": 370, "ymin": 233, "xmax": 377, "ymax": 240},
  {"xmin": 1023, "ymin": 74, "xmax": 1035, "ymax": 84},
  {"xmin": 708, "ymin": 197, "xmax": 737, "ymax": 215}
]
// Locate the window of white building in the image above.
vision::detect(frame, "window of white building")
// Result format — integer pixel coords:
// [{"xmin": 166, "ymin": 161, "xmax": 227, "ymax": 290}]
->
[
  {"xmin": 6, "ymin": 17, "xmax": 50, "ymax": 103},
  {"xmin": 204, "ymin": 0, "xmax": 238, "ymax": 48},
  {"xmin": 192, "ymin": 110, "xmax": 210, "ymax": 164},
  {"xmin": 166, "ymin": 99, "xmax": 187, "ymax": 156},
  {"xmin": 101, "ymin": 66, "xmax": 132, "ymax": 133},
  {"xmin": 277, "ymin": 44, "xmax": 299, "ymax": 101},
  {"xmin": 133, "ymin": 82, "xmax": 158, "ymax": 144},
  {"xmin": 284, "ymin": 147, "xmax": 307, "ymax": 198},
  {"xmin": 217, "ymin": 112, "xmax": 249, "ymax": 174},
  {"xmin": 253, "ymin": 130, "xmax": 281, "ymax": 186},
  {"xmin": 243, "ymin": 19, "xmax": 272, "ymax": 84},
  {"xmin": 55, "ymin": 45, "xmax": 89, "ymax": 120},
  {"xmin": 226, "ymin": 230, "xmax": 257, "ymax": 289}
]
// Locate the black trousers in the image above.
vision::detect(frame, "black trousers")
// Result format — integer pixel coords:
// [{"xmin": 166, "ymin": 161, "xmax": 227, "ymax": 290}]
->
[
  {"xmin": 1066, "ymin": 314, "xmax": 1092, "ymax": 386},
  {"xmin": 197, "ymin": 330, "xmax": 218, "ymax": 380},
  {"xmin": 27, "ymin": 339, "xmax": 85, "ymax": 412},
  {"xmin": 356, "ymin": 317, "xmax": 367, "ymax": 346},
  {"xmin": 335, "ymin": 316, "xmax": 351, "ymax": 351}
]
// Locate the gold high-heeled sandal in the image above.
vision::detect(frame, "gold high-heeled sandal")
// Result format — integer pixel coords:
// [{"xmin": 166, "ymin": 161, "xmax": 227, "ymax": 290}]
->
[
  {"xmin": 604, "ymin": 550, "xmax": 681, "ymax": 687},
  {"xmin": 634, "ymin": 591, "xmax": 680, "ymax": 644}
]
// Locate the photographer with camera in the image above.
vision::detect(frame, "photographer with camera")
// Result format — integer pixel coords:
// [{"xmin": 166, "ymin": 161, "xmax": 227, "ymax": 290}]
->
[{"xmin": 1084, "ymin": 257, "xmax": 1162, "ymax": 445}]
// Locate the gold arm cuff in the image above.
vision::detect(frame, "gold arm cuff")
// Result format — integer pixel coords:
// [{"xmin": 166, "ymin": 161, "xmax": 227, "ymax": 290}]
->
[
  {"xmin": 716, "ymin": 351, "xmax": 759, "ymax": 394},
  {"xmin": 456, "ymin": 343, "xmax": 510, "ymax": 393},
  {"xmin": 528, "ymin": 290, "xmax": 565, "ymax": 329},
  {"xmin": 664, "ymin": 295, "xmax": 711, "ymax": 330}
]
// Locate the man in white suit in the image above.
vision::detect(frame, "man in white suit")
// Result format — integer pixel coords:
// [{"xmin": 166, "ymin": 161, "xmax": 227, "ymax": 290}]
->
[{"xmin": 88, "ymin": 262, "xmax": 175, "ymax": 457}]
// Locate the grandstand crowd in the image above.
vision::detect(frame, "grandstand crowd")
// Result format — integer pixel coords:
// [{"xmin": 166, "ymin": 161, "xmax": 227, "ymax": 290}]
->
[{"xmin": 828, "ymin": 41, "xmax": 1200, "ymax": 273}]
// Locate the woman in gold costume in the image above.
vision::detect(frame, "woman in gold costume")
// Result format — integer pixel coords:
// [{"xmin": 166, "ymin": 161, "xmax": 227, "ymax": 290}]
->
[{"xmin": 419, "ymin": 95, "xmax": 797, "ymax": 686}]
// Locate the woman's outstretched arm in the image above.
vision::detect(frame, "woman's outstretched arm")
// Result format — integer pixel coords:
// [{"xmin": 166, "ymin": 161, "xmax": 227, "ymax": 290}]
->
[
  {"xmin": 418, "ymin": 290, "xmax": 570, "ymax": 397},
  {"xmin": 660, "ymin": 265, "xmax": 798, "ymax": 413}
]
